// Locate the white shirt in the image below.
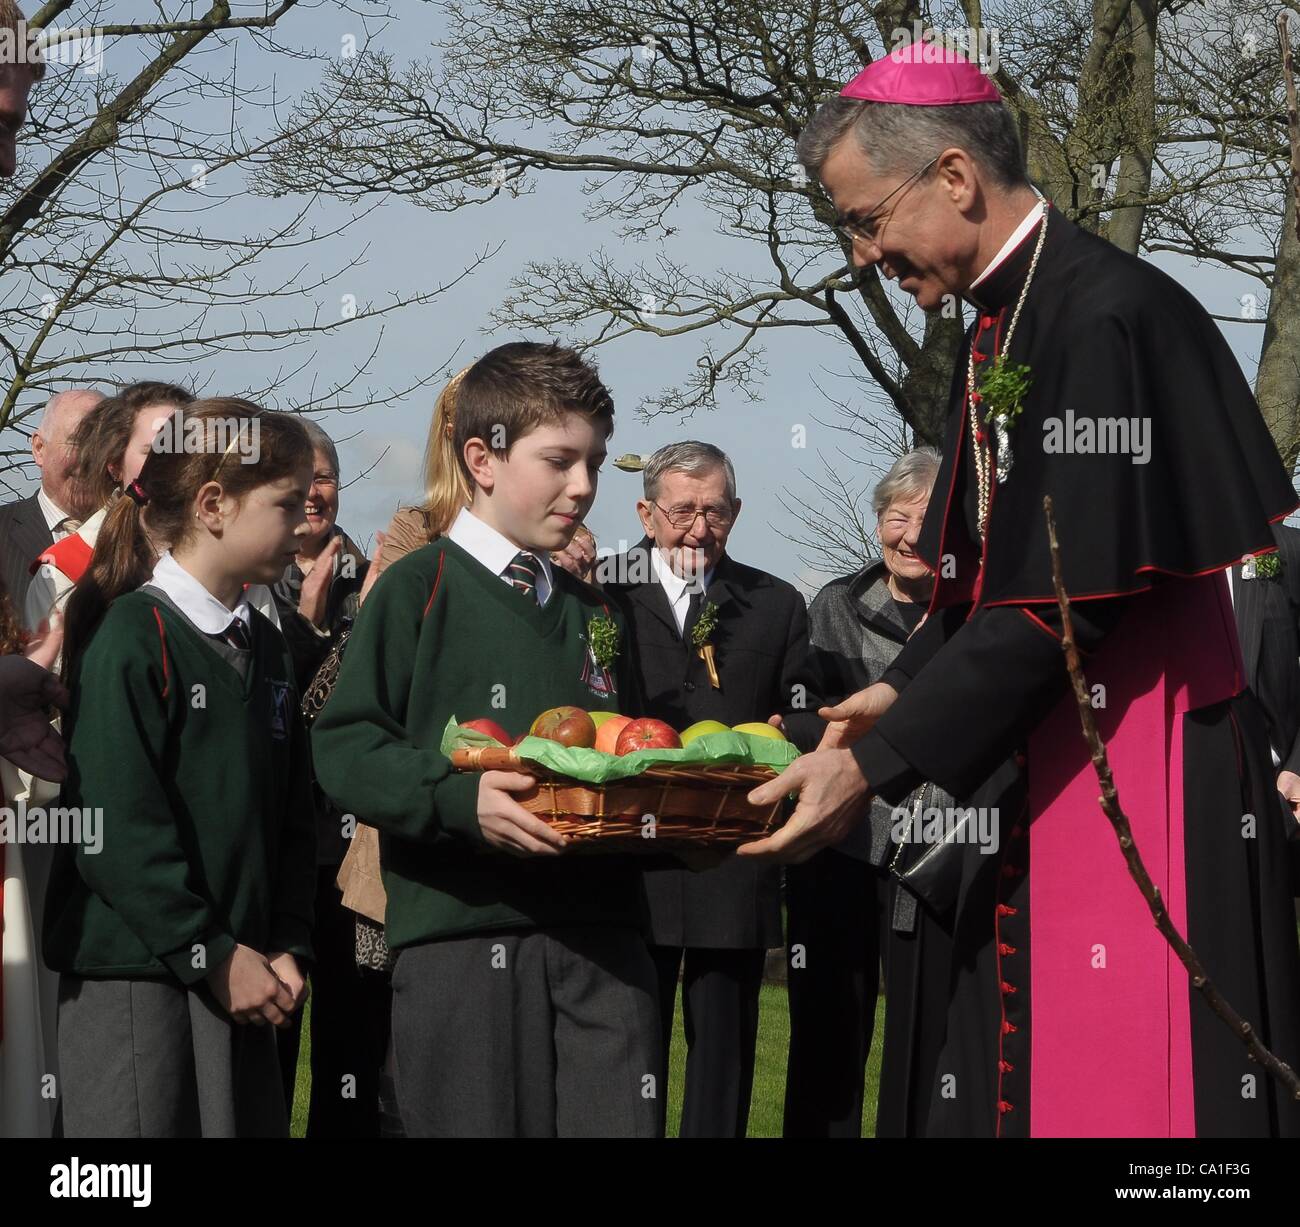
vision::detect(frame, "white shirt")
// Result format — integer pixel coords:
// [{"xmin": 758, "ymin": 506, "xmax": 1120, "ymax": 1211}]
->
[
  {"xmin": 446, "ymin": 506, "xmax": 555, "ymax": 606},
  {"xmin": 23, "ymin": 505, "xmax": 108, "ymax": 634},
  {"xmin": 650, "ymin": 545, "xmax": 715, "ymax": 636},
  {"xmin": 968, "ymin": 195, "xmax": 1047, "ymax": 296},
  {"xmin": 36, "ymin": 487, "xmax": 77, "ymax": 539},
  {"xmin": 148, "ymin": 551, "xmax": 253, "ymax": 636}
]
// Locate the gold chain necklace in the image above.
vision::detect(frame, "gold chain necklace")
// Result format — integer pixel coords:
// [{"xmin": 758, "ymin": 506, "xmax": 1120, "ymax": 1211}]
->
[{"xmin": 967, "ymin": 203, "xmax": 1049, "ymax": 543}]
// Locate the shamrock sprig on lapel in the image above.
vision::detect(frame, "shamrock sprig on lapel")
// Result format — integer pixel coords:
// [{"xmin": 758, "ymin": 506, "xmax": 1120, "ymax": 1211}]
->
[
  {"xmin": 1254, "ymin": 553, "xmax": 1283, "ymax": 580},
  {"xmin": 977, "ymin": 356, "xmax": 1033, "ymax": 430},
  {"xmin": 587, "ymin": 613, "xmax": 621, "ymax": 670},
  {"xmin": 689, "ymin": 598, "xmax": 721, "ymax": 689}
]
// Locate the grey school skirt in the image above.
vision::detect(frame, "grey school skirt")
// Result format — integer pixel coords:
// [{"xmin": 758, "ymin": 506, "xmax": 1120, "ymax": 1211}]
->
[{"xmin": 57, "ymin": 974, "xmax": 288, "ymax": 1138}]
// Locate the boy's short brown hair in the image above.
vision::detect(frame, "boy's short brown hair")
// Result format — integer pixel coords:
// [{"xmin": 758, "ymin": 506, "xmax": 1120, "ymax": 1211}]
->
[
  {"xmin": 453, "ymin": 341, "xmax": 614, "ymax": 486},
  {"xmin": 0, "ymin": 1, "xmax": 44, "ymax": 81}
]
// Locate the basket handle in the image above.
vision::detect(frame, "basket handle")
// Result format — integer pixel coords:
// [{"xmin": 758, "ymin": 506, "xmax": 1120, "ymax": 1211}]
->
[{"xmin": 450, "ymin": 746, "xmax": 529, "ymax": 772}]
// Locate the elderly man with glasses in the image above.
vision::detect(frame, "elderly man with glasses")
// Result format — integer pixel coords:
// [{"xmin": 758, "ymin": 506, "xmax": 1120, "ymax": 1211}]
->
[{"xmin": 601, "ymin": 441, "xmax": 825, "ymax": 1138}]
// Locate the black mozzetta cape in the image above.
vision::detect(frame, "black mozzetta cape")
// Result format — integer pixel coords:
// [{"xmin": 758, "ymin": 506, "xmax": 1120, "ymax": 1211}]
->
[
  {"xmin": 920, "ymin": 203, "xmax": 1296, "ymax": 610},
  {"xmin": 854, "ymin": 205, "xmax": 1299, "ymax": 802}
]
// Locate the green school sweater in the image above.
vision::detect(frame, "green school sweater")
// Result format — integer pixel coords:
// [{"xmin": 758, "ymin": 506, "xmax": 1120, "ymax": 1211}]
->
[
  {"xmin": 310, "ymin": 537, "xmax": 641, "ymax": 947},
  {"xmin": 42, "ymin": 592, "xmax": 317, "ymax": 985}
]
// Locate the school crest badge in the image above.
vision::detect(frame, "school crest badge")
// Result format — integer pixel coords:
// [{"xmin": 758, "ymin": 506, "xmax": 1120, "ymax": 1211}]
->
[{"xmin": 581, "ymin": 648, "xmax": 616, "ymax": 699}]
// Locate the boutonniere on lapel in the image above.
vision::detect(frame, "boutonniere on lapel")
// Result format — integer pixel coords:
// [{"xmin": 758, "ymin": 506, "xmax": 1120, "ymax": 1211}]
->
[
  {"xmin": 976, "ymin": 355, "xmax": 1033, "ymax": 484},
  {"xmin": 581, "ymin": 612, "xmax": 620, "ymax": 698},
  {"xmin": 587, "ymin": 613, "xmax": 621, "ymax": 669},
  {"xmin": 1243, "ymin": 552, "xmax": 1282, "ymax": 581},
  {"xmin": 689, "ymin": 599, "xmax": 721, "ymax": 690}
]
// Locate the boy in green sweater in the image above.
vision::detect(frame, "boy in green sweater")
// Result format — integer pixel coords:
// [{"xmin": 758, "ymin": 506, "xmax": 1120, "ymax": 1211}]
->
[{"xmin": 312, "ymin": 342, "xmax": 660, "ymax": 1138}]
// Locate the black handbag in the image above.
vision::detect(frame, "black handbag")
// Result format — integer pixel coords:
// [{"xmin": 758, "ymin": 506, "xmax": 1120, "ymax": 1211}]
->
[{"xmin": 887, "ymin": 782, "xmax": 973, "ymax": 919}]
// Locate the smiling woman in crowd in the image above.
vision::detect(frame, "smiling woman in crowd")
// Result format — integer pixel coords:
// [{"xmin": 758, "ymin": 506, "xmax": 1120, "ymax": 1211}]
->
[{"xmin": 784, "ymin": 447, "xmax": 954, "ymax": 1139}]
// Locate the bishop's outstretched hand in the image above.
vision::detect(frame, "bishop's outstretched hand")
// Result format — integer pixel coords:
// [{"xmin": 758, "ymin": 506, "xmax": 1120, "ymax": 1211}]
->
[
  {"xmin": 738, "ymin": 748, "xmax": 873, "ymax": 864},
  {"xmin": 816, "ymin": 681, "xmax": 898, "ymax": 749}
]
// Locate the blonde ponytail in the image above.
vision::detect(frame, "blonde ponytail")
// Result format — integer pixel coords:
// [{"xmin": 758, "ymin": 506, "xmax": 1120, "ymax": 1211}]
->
[{"xmin": 417, "ymin": 365, "xmax": 473, "ymax": 540}]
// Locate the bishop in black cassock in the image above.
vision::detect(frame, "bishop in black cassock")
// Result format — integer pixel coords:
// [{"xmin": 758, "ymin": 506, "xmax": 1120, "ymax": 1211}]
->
[{"xmin": 746, "ymin": 42, "xmax": 1300, "ymax": 1138}]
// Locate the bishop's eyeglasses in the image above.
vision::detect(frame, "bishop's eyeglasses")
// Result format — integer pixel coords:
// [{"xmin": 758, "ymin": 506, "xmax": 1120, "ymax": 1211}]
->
[{"xmin": 835, "ymin": 154, "xmax": 940, "ymax": 245}]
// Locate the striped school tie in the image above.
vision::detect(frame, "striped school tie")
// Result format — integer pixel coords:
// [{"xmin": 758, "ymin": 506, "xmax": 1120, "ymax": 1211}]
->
[
  {"xmin": 507, "ymin": 551, "xmax": 540, "ymax": 601},
  {"xmin": 218, "ymin": 618, "xmax": 253, "ymax": 651}
]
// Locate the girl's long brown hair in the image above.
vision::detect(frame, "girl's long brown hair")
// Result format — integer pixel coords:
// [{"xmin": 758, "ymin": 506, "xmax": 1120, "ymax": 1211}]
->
[
  {"xmin": 67, "ymin": 381, "xmax": 195, "ymax": 512},
  {"xmin": 62, "ymin": 399, "xmax": 312, "ymax": 678}
]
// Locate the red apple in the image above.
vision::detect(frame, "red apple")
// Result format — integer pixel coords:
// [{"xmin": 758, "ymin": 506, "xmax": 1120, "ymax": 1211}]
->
[
  {"xmin": 462, "ymin": 717, "xmax": 511, "ymax": 745},
  {"xmin": 615, "ymin": 717, "xmax": 681, "ymax": 755},
  {"xmin": 594, "ymin": 713, "xmax": 633, "ymax": 754},
  {"xmin": 529, "ymin": 705, "xmax": 597, "ymax": 749}
]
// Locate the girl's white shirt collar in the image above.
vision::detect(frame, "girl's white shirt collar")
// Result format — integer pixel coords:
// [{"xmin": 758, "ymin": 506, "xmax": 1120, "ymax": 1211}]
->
[{"xmin": 148, "ymin": 551, "xmax": 253, "ymax": 636}]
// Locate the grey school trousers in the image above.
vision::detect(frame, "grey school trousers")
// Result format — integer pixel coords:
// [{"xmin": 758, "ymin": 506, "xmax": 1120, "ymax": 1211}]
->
[
  {"xmin": 390, "ymin": 927, "xmax": 660, "ymax": 1138},
  {"xmin": 58, "ymin": 975, "xmax": 287, "ymax": 1138}
]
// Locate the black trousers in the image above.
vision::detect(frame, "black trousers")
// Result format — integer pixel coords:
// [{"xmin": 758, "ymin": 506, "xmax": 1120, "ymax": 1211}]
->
[
  {"xmin": 650, "ymin": 943, "xmax": 766, "ymax": 1138},
  {"xmin": 277, "ymin": 866, "xmax": 393, "ymax": 1137},
  {"xmin": 782, "ymin": 848, "xmax": 885, "ymax": 1138}
]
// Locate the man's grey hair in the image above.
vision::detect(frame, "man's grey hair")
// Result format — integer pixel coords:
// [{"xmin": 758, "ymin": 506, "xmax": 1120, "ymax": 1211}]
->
[
  {"xmin": 301, "ymin": 418, "xmax": 340, "ymax": 475},
  {"xmin": 643, "ymin": 440, "xmax": 737, "ymax": 503},
  {"xmin": 873, "ymin": 446, "xmax": 942, "ymax": 517},
  {"xmin": 796, "ymin": 98, "xmax": 1027, "ymax": 189}
]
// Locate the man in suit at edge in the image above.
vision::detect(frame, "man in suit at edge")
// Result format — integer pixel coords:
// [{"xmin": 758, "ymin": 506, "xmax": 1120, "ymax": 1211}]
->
[
  {"xmin": 1229, "ymin": 522, "xmax": 1300, "ymax": 890},
  {"xmin": 600, "ymin": 441, "xmax": 825, "ymax": 1137},
  {"xmin": 0, "ymin": 388, "xmax": 103, "ymax": 609}
]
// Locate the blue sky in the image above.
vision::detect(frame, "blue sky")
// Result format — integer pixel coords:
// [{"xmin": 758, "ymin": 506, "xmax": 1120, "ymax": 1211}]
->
[{"xmin": 2, "ymin": 3, "xmax": 1288, "ymax": 595}]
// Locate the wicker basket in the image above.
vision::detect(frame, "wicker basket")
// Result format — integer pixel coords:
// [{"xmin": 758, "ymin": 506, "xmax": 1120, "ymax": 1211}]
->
[{"xmin": 450, "ymin": 745, "xmax": 787, "ymax": 850}]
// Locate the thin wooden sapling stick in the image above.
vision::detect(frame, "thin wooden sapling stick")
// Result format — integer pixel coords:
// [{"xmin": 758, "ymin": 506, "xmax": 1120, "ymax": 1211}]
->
[{"xmin": 1042, "ymin": 495, "xmax": 1300, "ymax": 1101}]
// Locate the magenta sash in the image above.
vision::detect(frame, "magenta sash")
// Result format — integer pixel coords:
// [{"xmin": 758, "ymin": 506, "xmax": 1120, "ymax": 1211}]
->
[{"xmin": 1025, "ymin": 571, "xmax": 1244, "ymax": 1136}]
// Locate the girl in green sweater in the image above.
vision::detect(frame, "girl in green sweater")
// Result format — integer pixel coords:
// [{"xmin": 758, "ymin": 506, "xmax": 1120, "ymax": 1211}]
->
[{"xmin": 44, "ymin": 399, "xmax": 318, "ymax": 1137}]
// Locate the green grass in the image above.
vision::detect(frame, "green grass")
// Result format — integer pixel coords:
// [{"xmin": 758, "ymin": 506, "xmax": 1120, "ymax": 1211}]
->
[{"xmin": 291, "ymin": 983, "xmax": 886, "ymax": 1138}]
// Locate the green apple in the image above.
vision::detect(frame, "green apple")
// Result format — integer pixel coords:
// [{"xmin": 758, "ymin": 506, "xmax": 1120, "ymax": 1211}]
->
[
  {"xmin": 731, "ymin": 721, "xmax": 788, "ymax": 742},
  {"xmin": 589, "ymin": 711, "xmax": 623, "ymax": 729},
  {"xmin": 680, "ymin": 719, "xmax": 730, "ymax": 745}
]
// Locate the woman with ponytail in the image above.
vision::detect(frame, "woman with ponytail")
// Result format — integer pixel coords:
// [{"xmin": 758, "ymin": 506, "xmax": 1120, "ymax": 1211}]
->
[{"xmin": 45, "ymin": 399, "xmax": 318, "ymax": 1137}]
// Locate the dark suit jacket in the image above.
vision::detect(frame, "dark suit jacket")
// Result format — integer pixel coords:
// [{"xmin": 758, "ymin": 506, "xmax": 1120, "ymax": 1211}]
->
[
  {"xmin": 0, "ymin": 492, "xmax": 54, "ymax": 614},
  {"xmin": 1230, "ymin": 524, "xmax": 1300, "ymax": 889},
  {"xmin": 604, "ymin": 539, "xmax": 824, "ymax": 949},
  {"xmin": 1231, "ymin": 524, "xmax": 1300, "ymax": 776}
]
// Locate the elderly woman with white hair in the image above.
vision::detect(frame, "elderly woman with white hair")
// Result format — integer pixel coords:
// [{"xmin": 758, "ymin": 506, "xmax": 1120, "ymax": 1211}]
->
[{"xmin": 784, "ymin": 447, "xmax": 954, "ymax": 1139}]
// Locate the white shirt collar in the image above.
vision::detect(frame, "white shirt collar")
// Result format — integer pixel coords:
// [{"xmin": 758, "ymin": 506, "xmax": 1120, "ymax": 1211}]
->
[
  {"xmin": 148, "ymin": 551, "xmax": 253, "ymax": 635},
  {"xmin": 650, "ymin": 545, "xmax": 715, "ymax": 632},
  {"xmin": 37, "ymin": 487, "xmax": 75, "ymax": 537},
  {"xmin": 446, "ymin": 506, "xmax": 555, "ymax": 605},
  {"xmin": 969, "ymin": 197, "xmax": 1046, "ymax": 294}
]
